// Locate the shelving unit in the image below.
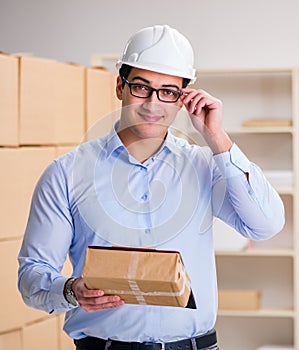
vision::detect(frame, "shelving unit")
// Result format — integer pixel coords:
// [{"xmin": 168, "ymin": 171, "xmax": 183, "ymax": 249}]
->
[
  {"xmin": 190, "ymin": 68, "xmax": 299, "ymax": 349},
  {"xmin": 91, "ymin": 55, "xmax": 299, "ymax": 349}
]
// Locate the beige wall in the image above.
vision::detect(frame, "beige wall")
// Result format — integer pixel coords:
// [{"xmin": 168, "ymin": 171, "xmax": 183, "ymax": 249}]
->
[{"xmin": 1, "ymin": 0, "xmax": 299, "ymax": 70}]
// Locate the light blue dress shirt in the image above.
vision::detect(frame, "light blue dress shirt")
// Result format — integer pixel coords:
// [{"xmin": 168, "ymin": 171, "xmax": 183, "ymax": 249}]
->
[{"xmin": 18, "ymin": 122, "xmax": 285, "ymax": 342}]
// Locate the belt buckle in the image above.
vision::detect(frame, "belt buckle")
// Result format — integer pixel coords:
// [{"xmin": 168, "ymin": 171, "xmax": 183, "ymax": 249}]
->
[{"xmin": 156, "ymin": 342, "xmax": 165, "ymax": 350}]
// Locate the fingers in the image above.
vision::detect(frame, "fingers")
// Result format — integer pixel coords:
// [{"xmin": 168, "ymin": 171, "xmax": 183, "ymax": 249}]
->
[
  {"xmin": 79, "ymin": 293, "xmax": 125, "ymax": 313},
  {"xmin": 181, "ymin": 89, "xmax": 222, "ymax": 116},
  {"xmin": 181, "ymin": 89, "xmax": 203, "ymax": 115},
  {"xmin": 72, "ymin": 277, "xmax": 125, "ymax": 313}
]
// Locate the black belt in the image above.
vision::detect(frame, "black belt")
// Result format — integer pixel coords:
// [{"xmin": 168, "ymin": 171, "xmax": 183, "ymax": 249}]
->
[{"xmin": 74, "ymin": 330, "xmax": 217, "ymax": 350}]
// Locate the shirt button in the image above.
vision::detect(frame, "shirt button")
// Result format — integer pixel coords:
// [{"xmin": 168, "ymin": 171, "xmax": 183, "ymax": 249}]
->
[{"xmin": 141, "ymin": 194, "xmax": 148, "ymax": 201}]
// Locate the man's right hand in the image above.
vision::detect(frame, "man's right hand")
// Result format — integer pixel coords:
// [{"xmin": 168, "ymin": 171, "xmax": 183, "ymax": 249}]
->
[{"xmin": 72, "ymin": 277, "xmax": 125, "ymax": 312}]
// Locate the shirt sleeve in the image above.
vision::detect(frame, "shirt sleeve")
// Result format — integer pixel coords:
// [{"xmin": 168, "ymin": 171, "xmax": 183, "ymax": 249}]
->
[
  {"xmin": 212, "ymin": 143, "xmax": 285, "ymax": 240},
  {"xmin": 18, "ymin": 160, "xmax": 78, "ymax": 314}
]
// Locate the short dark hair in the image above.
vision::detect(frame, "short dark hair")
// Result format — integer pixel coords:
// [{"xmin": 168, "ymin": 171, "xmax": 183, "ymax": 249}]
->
[{"xmin": 119, "ymin": 64, "xmax": 191, "ymax": 88}]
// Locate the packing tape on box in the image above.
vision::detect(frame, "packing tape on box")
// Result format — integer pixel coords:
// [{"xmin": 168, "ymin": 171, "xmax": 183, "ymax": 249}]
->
[{"xmin": 104, "ymin": 251, "xmax": 191, "ymax": 304}]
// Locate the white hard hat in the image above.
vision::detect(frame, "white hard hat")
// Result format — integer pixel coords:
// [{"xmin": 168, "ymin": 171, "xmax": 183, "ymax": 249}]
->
[{"xmin": 117, "ymin": 25, "xmax": 196, "ymax": 84}]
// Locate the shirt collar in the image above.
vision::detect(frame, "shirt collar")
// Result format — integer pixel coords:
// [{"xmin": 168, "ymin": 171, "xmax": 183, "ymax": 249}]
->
[
  {"xmin": 105, "ymin": 121, "xmax": 125, "ymax": 158},
  {"xmin": 105, "ymin": 121, "xmax": 182, "ymax": 159},
  {"xmin": 162, "ymin": 129, "xmax": 182, "ymax": 157}
]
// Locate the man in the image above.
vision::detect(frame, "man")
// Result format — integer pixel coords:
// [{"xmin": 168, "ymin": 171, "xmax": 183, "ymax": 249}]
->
[{"xmin": 18, "ymin": 25, "xmax": 285, "ymax": 350}]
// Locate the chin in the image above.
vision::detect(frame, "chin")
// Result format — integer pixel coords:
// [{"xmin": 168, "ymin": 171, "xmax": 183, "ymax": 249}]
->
[{"xmin": 132, "ymin": 123, "xmax": 168, "ymax": 139}]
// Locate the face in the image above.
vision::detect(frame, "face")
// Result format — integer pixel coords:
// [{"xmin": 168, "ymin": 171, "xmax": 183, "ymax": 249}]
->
[{"xmin": 116, "ymin": 68, "xmax": 183, "ymax": 143}]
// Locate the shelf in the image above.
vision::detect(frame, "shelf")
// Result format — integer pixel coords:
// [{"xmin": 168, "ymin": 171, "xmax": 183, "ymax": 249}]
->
[
  {"xmin": 226, "ymin": 126, "xmax": 293, "ymax": 134},
  {"xmin": 215, "ymin": 249, "xmax": 294, "ymax": 257},
  {"xmin": 218, "ymin": 308, "xmax": 295, "ymax": 318}
]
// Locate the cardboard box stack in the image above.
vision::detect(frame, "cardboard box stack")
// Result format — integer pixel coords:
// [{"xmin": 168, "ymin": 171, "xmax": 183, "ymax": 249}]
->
[
  {"xmin": 0, "ymin": 52, "xmax": 119, "ymax": 350},
  {"xmin": 19, "ymin": 56, "xmax": 85, "ymax": 145},
  {"xmin": 85, "ymin": 67, "xmax": 121, "ymax": 140},
  {"xmin": 0, "ymin": 53, "xmax": 18, "ymax": 146}
]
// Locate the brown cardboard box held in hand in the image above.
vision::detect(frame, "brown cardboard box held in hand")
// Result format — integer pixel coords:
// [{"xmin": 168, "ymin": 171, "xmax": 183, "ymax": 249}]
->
[{"xmin": 82, "ymin": 246, "xmax": 195, "ymax": 308}]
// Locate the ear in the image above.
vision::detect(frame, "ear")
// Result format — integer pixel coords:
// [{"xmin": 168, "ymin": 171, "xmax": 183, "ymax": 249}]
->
[{"xmin": 116, "ymin": 75, "xmax": 123, "ymax": 100}]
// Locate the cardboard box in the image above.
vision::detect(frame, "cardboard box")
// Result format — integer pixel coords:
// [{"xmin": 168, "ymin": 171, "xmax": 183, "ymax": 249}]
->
[
  {"xmin": 0, "ymin": 239, "xmax": 45, "ymax": 332},
  {"xmin": 23, "ymin": 317, "xmax": 58, "ymax": 350},
  {"xmin": 218, "ymin": 289, "xmax": 261, "ymax": 310},
  {"xmin": 19, "ymin": 56, "xmax": 85, "ymax": 145},
  {"xmin": 0, "ymin": 239, "xmax": 24, "ymax": 332},
  {"xmin": 0, "ymin": 53, "xmax": 18, "ymax": 146},
  {"xmin": 58, "ymin": 315, "xmax": 76, "ymax": 350},
  {"xmin": 83, "ymin": 246, "xmax": 192, "ymax": 307},
  {"xmin": 0, "ymin": 147, "xmax": 56, "ymax": 238},
  {"xmin": 111, "ymin": 72, "xmax": 122, "ymax": 112},
  {"xmin": 85, "ymin": 67, "xmax": 120, "ymax": 141},
  {"xmin": 0, "ymin": 330, "xmax": 22, "ymax": 350}
]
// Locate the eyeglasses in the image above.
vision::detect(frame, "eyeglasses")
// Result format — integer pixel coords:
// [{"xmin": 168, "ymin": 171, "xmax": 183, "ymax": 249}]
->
[{"xmin": 122, "ymin": 77, "xmax": 183, "ymax": 103}]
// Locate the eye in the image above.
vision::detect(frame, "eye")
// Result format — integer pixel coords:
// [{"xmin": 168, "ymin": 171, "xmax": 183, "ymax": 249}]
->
[
  {"xmin": 158, "ymin": 89, "xmax": 182, "ymax": 102},
  {"xmin": 161, "ymin": 89, "xmax": 180, "ymax": 97},
  {"xmin": 132, "ymin": 84, "xmax": 150, "ymax": 93}
]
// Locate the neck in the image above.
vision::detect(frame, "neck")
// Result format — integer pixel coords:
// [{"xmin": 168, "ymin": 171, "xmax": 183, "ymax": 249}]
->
[{"xmin": 117, "ymin": 128, "xmax": 166, "ymax": 163}]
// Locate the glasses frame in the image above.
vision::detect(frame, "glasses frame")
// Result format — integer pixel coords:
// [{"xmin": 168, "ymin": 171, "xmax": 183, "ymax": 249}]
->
[{"xmin": 122, "ymin": 77, "xmax": 183, "ymax": 103}]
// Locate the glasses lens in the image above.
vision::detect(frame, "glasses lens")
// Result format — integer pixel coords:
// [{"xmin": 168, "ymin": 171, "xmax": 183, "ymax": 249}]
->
[
  {"xmin": 158, "ymin": 89, "xmax": 181, "ymax": 102},
  {"xmin": 130, "ymin": 84, "xmax": 151, "ymax": 98}
]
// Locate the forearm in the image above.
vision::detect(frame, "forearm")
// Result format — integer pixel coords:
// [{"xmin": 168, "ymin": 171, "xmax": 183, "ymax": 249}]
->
[
  {"xmin": 204, "ymin": 129, "xmax": 233, "ymax": 155},
  {"xmin": 18, "ymin": 259, "xmax": 74, "ymax": 314}
]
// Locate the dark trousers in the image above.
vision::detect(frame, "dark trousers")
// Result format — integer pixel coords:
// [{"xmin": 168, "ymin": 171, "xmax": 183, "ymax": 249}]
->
[{"xmin": 74, "ymin": 330, "xmax": 219, "ymax": 350}]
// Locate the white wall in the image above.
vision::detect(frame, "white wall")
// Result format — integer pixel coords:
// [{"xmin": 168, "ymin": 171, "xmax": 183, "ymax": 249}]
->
[{"xmin": 1, "ymin": 0, "xmax": 299, "ymax": 69}]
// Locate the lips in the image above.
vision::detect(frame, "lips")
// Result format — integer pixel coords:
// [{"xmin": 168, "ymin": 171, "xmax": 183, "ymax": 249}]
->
[{"xmin": 139, "ymin": 113, "xmax": 163, "ymax": 123}]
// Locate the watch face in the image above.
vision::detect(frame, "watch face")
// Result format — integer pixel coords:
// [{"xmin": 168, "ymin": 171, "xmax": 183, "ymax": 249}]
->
[
  {"xmin": 65, "ymin": 278, "xmax": 79, "ymax": 306},
  {"xmin": 68, "ymin": 293, "xmax": 79, "ymax": 307}
]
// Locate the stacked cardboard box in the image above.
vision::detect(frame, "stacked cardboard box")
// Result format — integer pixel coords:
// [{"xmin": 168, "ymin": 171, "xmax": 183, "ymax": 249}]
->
[
  {"xmin": 0, "ymin": 147, "xmax": 56, "ymax": 238},
  {"xmin": 0, "ymin": 52, "xmax": 119, "ymax": 350},
  {"xmin": 19, "ymin": 56, "xmax": 85, "ymax": 145},
  {"xmin": 0, "ymin": 53, "xmax": 18, "ymax": 146},
  {"xmin": 85, "ymin": 67, "xmax": 121, "ymax": 140}
]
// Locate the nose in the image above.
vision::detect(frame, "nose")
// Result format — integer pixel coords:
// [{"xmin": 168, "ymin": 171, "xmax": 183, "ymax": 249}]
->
[
  {"xmin": 147, "ymin": 89, "xmax": 160, "ymax": 103},
  {"xmin": 141, "ymin": 93, "xmax": 163, "ymax": 114}
]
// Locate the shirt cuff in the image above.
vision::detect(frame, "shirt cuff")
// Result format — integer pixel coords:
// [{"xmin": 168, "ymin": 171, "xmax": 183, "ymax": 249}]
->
[
  {"xmin": 213, "ymin": 143, "xmax": 251, "ymax": 178},
  {"xmin": 48, "ymin": 276, "xmax": 77, "ymax": 313}
]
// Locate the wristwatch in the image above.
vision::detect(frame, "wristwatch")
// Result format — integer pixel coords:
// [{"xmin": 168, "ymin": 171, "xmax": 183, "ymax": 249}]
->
[{"xmin": 64, "ymin": 277, "xmax": 79, "ymax": 307}]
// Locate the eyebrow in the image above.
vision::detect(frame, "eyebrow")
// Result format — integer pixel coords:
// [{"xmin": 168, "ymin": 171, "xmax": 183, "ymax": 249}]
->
[{"xmin": 131, "ymin": 76, "xmax": 181, "ymax": 90}]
